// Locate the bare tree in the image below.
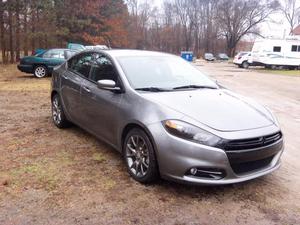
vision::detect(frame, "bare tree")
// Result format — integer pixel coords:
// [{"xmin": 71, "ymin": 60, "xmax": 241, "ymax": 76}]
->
[
  {"xmin": 15, "ymin": 0, "xmax": 21, "ymax": 61},
  {"xmin": 216, "ymin": 0, "xmax": 280, "ymax": 56},
  {"xmin": 0, "ymin": 0, "xmax": 5, "ymax": 63},
  {"xmin": 280, "ymin": 0, "xmax": 300, "ymax": 34}
]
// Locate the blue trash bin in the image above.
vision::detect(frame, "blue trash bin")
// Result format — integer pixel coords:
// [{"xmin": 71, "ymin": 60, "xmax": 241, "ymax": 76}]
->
[{"xmin": 181, "ymin": 51, "xmax": 193, "ymax": 62}]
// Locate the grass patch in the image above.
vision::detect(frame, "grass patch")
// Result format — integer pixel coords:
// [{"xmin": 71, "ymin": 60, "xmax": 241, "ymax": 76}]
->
[
  {"xmin": 92, "ymin": 152, "xmax": 106, "ymax": 163},
  {"xmin": 7, "ymin": 152, "xmax": 74, "ymax": 192},
  {"xmin": 254, "ymin": 68, "xmax": 300, "ymax": 76},
  {"xmin": 0, "ymin": 81, "xmax": 50, "ymax": 91}
]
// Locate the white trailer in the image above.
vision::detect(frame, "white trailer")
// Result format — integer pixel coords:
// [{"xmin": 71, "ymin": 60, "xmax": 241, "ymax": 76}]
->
[{"xmin": 248, "ymin": 37, "xmax": 300, "ymax": 69}]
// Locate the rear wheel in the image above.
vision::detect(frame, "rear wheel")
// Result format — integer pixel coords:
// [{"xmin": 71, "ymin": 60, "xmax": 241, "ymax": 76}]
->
[
  {"xmin": 34, "ymin": 65, "xmax": 48, "ymax": 78},
  {"xmin": 123, "ymin": 128, "xmax": 159, "ymax": 183},
  {"xmin": 51, "ymin": 94, "xmax": 71, "ymax": 128}
]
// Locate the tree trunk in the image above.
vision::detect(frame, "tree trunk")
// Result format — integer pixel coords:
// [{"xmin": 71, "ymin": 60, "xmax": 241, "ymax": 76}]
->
[
  {"xmin": 31, "ymin": 7, "xmax": 36, "ymax": 54},
  {"xmin": 24, "ymin": 10, "xmax": 28, "ymax": 56},
  {"xmin": 8, "ymin": 6, "xmax": 14, "ymax": 63},
  {"xmin": 15, "ymin": 0, "xmax": 21, "ymax": 61},
  {"xmin": 0, "ymin": 0, "xmax": 4, "ymax": 64}
]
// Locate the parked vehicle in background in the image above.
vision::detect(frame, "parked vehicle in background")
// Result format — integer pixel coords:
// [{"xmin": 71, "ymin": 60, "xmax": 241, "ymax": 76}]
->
[
  {"xmin": 85, "ymin": 45, "xmax": 109, "ymax": 50},
  {"xmin": 33, "ymin": 49, "xmax": 46, "ymax": 55},
  {"xmin": 217, "ymin": 53, "xmax": 229, "ymax": 61},
  {"xmin": 233, "ymin": 52, "xmax": 251, "ymax": 68},
  {"xmin": 51, "ymin": 49, "xmax": 283, "ymax": 185},
  {"xmin": 204, "ymin": 53, "xmax": 215, "ymax": 61},
  {"xmin": 67, "ymin": 43, "xmax": 86, "ymax": 51},
  {"xmin": 67, "ymin": 43, "xmax": 110, "ymax": 51},
  {"xmin": 249, "ymin": 37, "xmax": 300, "ymax": 70},
  {"xmin": 18, "ymin": 49, "xmax": 78, "ymax": 78}
]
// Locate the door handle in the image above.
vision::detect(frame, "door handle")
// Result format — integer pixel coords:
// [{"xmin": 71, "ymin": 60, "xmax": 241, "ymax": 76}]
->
[
  {"xmin": 62, "ymin": 74, "xmax": 69, "ymax": 80},
  {"xmin": 82, "ymin": 86, "xmax": 91, "ymax": 93}
]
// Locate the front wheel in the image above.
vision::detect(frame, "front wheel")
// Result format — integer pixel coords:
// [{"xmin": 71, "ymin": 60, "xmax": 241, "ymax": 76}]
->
[
  {"xmin": 123, "ymin": 128, "xmax": 159, "ymax": 184},
  {"xmin": 34, "ymin": 65, "xmax": 48, "ymax": 78},
  {"xmin": 242, "ymin": 61, "xmax": 249, "ymax": 69},
  {"xmin": 51, "ymin": 94, "xmax": 71, "ymax": 128}
]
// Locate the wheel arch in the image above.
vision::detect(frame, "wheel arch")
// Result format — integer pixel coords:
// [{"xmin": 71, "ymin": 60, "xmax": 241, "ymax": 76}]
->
[
  {"xmin": 121, "ymin": 123, "xmax": 159, "ymax": 156},
  {"xmin": 33, "ymin": 63, "xmax": 48, "ymax": 70},
  {"xmin": 51, "ymin": 90, "xmax": 58, "ymax": 101}
]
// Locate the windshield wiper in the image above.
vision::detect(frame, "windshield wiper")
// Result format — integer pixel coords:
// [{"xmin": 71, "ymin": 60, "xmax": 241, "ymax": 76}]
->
[
  {"xmin": 173, "ymin": 85, "xmax": 217, "ymax": 90},
  {"xmin": 135, "ymin": 87, "xmax": 170, "ymax": 92}
]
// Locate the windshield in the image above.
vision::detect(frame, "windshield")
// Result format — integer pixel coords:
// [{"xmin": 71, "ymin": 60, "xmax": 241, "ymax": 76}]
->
[
  {"xmin": 117, "ymin": 55, "xmax": 217, "ymax": 90},
  {"xmin": 205, "ymin": 53, "xmax": 213, "ymax": 57}
]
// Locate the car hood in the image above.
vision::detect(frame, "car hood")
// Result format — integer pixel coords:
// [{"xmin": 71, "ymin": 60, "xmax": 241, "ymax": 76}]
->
[{"xmin": 143, "ymin": 89, "xmax": 274, "ymax": 132}]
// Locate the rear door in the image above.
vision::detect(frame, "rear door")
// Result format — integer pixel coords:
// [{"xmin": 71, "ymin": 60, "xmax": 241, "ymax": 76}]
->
[{"xmin": 60, "ymin": 53, "xmax": 93, "ymax": 124}]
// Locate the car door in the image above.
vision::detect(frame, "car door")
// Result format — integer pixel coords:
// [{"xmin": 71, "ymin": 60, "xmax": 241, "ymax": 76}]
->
[
  {"xmin": 60, "ymin": 53, "xmax": 93, "ymax": 124},
  {"xmin": 80, "ymin": 53, "xmax": 124, "ymax": 145}
]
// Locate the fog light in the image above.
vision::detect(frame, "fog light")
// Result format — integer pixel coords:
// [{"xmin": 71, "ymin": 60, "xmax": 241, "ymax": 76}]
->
[{"xmin": 190, "ymin": 168, "xmax": 198, "ymax": 175}]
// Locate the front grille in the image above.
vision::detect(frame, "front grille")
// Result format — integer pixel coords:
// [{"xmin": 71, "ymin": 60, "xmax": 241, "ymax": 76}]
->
[
  {"xmin": 222, "ymin": 132, "xmax": 283, "ymax": 175},
  {"xmin": 230, "ymin": 155, "xmax": 274, "ymax": 174},
  {"xmin": 223, "ymin": 132, "xmax": 282, "ymax": 151}
]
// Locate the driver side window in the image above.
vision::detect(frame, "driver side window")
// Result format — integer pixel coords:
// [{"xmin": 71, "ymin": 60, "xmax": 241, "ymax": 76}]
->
[
  {"xmin": 69, "ymin": 53, "xmax": 93, "ymax": 78},
  {"xmin": 89, "ymin": 54, "xmax": 118, "ymax": 83}
]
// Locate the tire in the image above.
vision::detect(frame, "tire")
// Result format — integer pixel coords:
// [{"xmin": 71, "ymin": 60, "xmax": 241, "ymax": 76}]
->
[
  {"xmin": 123, "ymin": 128, "xmax": 159, "ymax": 184},
  {"xmin": 242, "ymin": 61, "xmax": 249, "ymax": 69},
  {"xmin": 34, "ymin": 65, "xmax": 48, "ymax": 78},
  {"xmin": 288, "ymin": 66, "xmax": 296, "ymax": 70},
  {"xmin": 238, "ymin": 64, "xmax": 242, "ymax": 68},
  {"xmin": 51, "ymin": 94, "xmax": 71, "ymax": 128}
]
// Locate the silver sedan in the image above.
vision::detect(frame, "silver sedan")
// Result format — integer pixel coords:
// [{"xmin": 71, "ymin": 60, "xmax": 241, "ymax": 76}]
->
[{"xmin": 51, "ymin": 50, "xmax": 283, "ymax": 185}]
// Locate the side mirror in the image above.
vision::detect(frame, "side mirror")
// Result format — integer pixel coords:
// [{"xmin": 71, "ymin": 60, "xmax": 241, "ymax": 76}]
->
[{"xmin": 97, "ymin": 79, "xmax": 121, "ymax": 92}]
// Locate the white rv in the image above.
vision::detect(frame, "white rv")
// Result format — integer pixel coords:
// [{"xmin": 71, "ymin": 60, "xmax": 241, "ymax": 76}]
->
[{"xmin": 248, "ymin": 37, "xmax": 300, "ymax": 69}]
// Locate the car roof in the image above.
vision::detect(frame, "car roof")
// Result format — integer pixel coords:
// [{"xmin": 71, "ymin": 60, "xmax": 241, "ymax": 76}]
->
[
  {"xmin": 47, "ymin": 48, "xmax": 77, "ymax": 52},
  {"xmin": 84, "ymin": 49, "xmax": 174, "ymax": 58}
]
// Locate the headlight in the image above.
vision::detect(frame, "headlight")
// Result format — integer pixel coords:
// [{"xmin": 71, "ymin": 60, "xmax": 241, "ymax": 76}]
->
[{"xmin": 162, "ymin": 120, "xmax": 222, "ymax": 147}]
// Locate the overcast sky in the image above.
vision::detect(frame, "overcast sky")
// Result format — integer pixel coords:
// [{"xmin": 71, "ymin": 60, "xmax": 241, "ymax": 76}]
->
[{"xmin": 151, "ymin": 0, "xmax": 300, "ymax": 40}]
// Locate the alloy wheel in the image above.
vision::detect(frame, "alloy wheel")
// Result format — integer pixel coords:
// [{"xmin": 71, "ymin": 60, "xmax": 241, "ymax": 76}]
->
[
  {"xmin": 52, "ymin": 96, "xmax": 62, "ymax": 125},
  {"xmin": 35, "ymin": 66, "xmax": 47, "ymax": 78},
  {"xmin": 125, "ymin": 135, "xmax": 150, "ymax": 178}
]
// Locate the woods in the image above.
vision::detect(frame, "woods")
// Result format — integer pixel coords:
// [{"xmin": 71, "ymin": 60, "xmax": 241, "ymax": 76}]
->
[
  {"xmin": 0, "ymin": 0, "xmax": 282, "ymax": 63},
  {"xmin": 0, "ymin": 0, "xmax": 129, "ymax": 63}
]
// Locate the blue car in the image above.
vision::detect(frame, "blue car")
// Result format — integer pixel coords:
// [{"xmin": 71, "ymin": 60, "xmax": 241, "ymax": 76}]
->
[{"xmin": 18, "ymin": 48, "xmax": 78, "ymax": 78}]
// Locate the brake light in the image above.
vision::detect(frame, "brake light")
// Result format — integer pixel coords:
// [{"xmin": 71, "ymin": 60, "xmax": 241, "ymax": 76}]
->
[{"xmin": 238, "ymin": 56, "xmax": 242, "ymax": 60}]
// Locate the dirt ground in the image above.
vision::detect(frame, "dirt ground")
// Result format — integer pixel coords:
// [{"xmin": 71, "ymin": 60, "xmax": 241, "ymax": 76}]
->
[{"xmin": 0, "ymin": 62, "xmax": 299, "ymax": 225}]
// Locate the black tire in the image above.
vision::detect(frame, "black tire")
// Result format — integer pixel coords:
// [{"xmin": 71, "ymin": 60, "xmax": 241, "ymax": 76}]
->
[
  {"xmin": 242, "ymin": 61, "xmax": 249, "ymax": 69},
  {"xmin": 288, "ymin": 66, "xmax": 296, "ymax": 70},
  {"xmin": 51, "ymin": 94, "xmax": 71, "ymax": 128},
  {"xmin": 123, "ymin": 128, "xmax": 159, "ymax": 184},
  {"xmin": 238, "ymin": 64, "xmax": 243, "ymax": 68},
  {"xmin": 34, "ymin": 65, "xmax": 48, "ymax": 78}
]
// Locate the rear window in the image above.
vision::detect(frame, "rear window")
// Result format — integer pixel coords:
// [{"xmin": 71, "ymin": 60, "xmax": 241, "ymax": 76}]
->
[
  {"xmin": 238, "ymin": 52, "xmax": 248, "ymax": 57},
  {"xmin": 43, "ymin": 49, "xmax": 65, "ymax": 59}
]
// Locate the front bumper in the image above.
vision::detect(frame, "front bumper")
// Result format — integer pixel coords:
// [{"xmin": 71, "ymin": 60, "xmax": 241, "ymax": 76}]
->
[{"xmin": 147, "ymin": 123, "xmax": 283, "ymax": 185}]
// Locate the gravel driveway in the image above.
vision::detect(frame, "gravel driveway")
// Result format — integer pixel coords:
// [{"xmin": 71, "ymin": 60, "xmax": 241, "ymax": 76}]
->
[{"xmin": 0, "ymin": 63, "xmax": 299, "ymax": 225}]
